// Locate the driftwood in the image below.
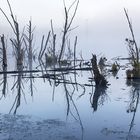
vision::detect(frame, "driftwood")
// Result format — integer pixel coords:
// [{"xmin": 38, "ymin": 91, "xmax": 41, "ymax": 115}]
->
[
  {"xmin": 48, "ymin": 67, "xmax": 92, "ymax": 72},
  {"xmin": 0, "ymin": 70, "xmax": 40, "ymax": 75},
  {"xmin": 91, "ymin": 54, "xmax": 108, "ymax": 87}
]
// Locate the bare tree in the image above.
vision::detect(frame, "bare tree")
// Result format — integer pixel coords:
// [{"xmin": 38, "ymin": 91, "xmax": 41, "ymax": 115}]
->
[
  {"xmin": 58, "ymin": 0, "xmax": 79, "ymax": 62},
  {"xmin": 0, "ymin": 0, "xmax": 24, "ymax": 67}
]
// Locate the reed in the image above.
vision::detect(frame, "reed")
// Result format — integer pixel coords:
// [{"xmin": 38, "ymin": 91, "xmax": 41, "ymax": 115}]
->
[
  {"xmin": 38, "ymin": 32, "xmax": 50, "ymax": 60},
  {"xmin": 124, "ymin": 8, "xmax": 140, "ymax": 79}
]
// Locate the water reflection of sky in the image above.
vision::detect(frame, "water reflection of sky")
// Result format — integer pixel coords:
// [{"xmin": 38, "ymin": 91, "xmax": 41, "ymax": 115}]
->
[{"xmin": 0, "ymin": 67, "xmax": 140, "ymax": 139}]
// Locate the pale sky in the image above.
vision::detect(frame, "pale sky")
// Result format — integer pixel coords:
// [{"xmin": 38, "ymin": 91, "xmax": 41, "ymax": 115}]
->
[
  {"xmin": 0, "ymin": 0, "xmax": 140, "ymax": 58},
  {"xmin": 0, "ymin": 0, "xmax": 140, "ymax": 27}
]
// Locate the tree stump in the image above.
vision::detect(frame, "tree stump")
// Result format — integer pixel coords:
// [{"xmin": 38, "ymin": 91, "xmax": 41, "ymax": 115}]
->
[{"xmin": 91, "ymin": 54, "xmax": 108, "ymax": 87}]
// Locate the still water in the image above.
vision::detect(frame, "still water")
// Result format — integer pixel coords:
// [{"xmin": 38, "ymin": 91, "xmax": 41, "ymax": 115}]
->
[{"xmin": 0, "ymin": 59, "xmax": 140, "ymax": 140}]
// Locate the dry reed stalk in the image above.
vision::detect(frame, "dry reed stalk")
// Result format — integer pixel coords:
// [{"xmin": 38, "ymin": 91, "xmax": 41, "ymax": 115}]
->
[
  {"xmin": 124, "ymin": 8, "xmax": 139, "ymax": 64},
  {"xmin": 124, "ymin": 8, "xmax": 140, "ymax": 78},
  {"xmin": 38, "ymin": 32, "xmax": 51, "ymax": 59},
  {"xmin": 51, "ymin": 20, "xmax": 57, "ymax": 63}
]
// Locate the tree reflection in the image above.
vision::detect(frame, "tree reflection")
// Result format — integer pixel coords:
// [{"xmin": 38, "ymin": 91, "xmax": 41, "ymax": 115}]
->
[
  {"xmin": 2, "ymin": 66, "xmax": 7, "ymax": 97},
  {"xmin": 90, "ymin": 85, "xmax": 108, "ymax": 112},
  {"xmin": 0, "ymin": 66, "xmax": 8, "ymax": 99},
  {"xmin": 126, "ymin": 79, "xmax": 140, "ymax": 140},
  {"xmin": 54, "ymin": 70, "xmax": 84, "ymax": 135},
  {"xmin": 10, "ymin": 65, "xmax": 24, "ymax": 114}
]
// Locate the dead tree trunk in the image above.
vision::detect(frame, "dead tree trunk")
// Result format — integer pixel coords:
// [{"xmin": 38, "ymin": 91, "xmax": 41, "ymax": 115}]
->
[
  {"xmin": 91, "ymin": 54, "xmax": 108, "ymax": 87},
  {"xmin": 1, "ymin": 35, "xmax": 7, "ymax": 67}
]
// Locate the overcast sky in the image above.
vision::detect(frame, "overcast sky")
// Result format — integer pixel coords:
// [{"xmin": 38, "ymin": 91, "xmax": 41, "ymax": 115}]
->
[
  {"xmin": 0, "ymin": 0, "xmax": 140, "ymax": 26},
  {"xmin": 0, "ymin": 0, "xmax": 140, "ymax": 58}
]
